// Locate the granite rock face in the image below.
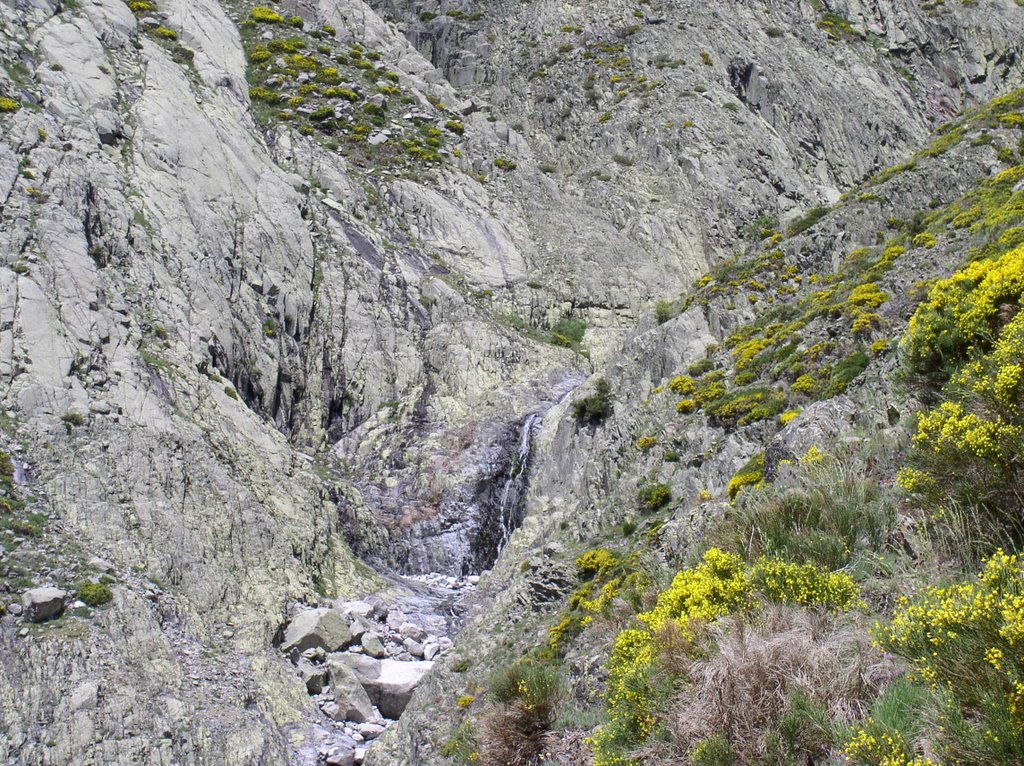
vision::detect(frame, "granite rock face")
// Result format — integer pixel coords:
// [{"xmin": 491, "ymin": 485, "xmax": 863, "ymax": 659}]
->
[{"xmin": 0, "ymin": 0, "xmax": 1020, "ymax": 764}]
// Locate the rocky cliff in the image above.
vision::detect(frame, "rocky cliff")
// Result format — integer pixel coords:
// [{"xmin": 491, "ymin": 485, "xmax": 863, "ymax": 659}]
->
[{"xmin": 0, "ymin": 0, "xmax": 1022, "ymax": 764}]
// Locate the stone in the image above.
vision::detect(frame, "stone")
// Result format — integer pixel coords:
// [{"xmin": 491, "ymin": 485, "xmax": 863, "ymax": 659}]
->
[
  {"xmin": 22, "ymin": 588, "xmax": 65, "ymax": 623},
  {"xmin": 325, "ymin": 744, "xmax": 355, "ymax": 766},
  {"xmin": 301, "ymin": 647, "xmax": 326, "ymax": 662},
  {"xmin": 348, "ymin": 616, "xmax": 370, "ymax": 641},
  {"xmin": 326, "ymin": 656, "xmax": 375, "ymax": 723},
  {"xmin": 385, "ymin": 609, "xmax": 407, "ymax": 631},
  {"xmin": 297, "ymin": 660, "xmax": 328, "ymax": 695},
  {"xmin": 398, "ymin": 622, "xmax": 427, "ymax": 642},
  {"xmin": 334, "ymin": 655, "xmax": 434, "ymax": 719},
  {"xmin": 357, "ymin": 722, "xmax": 385, "ymax": 740},
  {"xmin": 422, "ymin": 641, "xmax": 441, "ymax": 661},
  {"xmin": 87, "ymin": 556, "xmax": 116, "ymax": 574},
  {"xmin": 341, "ymin": 600, "xmax": 374, "ymax": 619},
  {"xmin": 280, "ymin": 609, "xmax": 352, "ymax": 656},
  {"xmin": 403, "ymin": 638, "xmax": 424, "ymax": 658},
  {"xmin": 360, "ymin": 632, "xmax": 385, "ymax": 658}
]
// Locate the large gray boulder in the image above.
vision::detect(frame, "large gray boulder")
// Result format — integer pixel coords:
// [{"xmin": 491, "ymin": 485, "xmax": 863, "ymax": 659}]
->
[
  {"xmin": 335, "ymin": 655, "xmax": 433, "ymax": 718},
  {"xmin": 326, "ymin": 655, "xmax": 375, "ymax": 723},
  {"xmin": 280, "ymin": 609, "xmax": 353, "ymax": 656},
  {"xmin": 361, "ymin": 631, "xmax": 386, "ymax": 658},
  {"xmin": 21, "ymin": 588, "xmax": 66, "ymax": 623}
]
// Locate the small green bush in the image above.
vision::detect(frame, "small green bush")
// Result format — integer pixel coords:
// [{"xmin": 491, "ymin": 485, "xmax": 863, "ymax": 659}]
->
[
  {"xmin": 786, "ymin": 206, "xmax": 830, "ymax": 236},
  {"xmin": 716, "ymin": 460, "xmax": 895, "ymax": 569},
  {"xmin": 574, "ymin": 379, "xmax": 613, "ymax": 424},
  {"xmin": 692, "ymin": 734, "xmax": 735, "ymax": 766},
  {"xmin": 250, "ymin": 6, "xmax": 286, "ymax": 23},
  {"xmin": 76, "ymin": 582, "xmax": 113, "ymax": 607},
  {"xmin": 638, "ymin": 483, "xmax": 671, "ymax": 512},
  {"xmin": 489, "ymin": 662, "xmax": 562, "ymax": 710}
]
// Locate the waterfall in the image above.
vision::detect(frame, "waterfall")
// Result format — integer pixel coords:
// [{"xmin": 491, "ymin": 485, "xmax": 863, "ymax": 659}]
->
[
  {"xmin": 493, "ymin": 375, "xmax": 586, "ymax": 556},
  {"xmin": 495, "ymin": 411, "xmax": 541, "ymax": 553}
]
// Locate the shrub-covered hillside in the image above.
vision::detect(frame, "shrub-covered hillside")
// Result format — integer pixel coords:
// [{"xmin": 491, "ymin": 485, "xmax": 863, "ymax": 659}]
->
[{"xmin": 434, "ymin": 89, "xmax": 1024, "ymax": 766}]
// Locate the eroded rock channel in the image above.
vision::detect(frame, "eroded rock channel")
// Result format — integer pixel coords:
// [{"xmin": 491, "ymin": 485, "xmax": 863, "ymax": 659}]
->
[{"xmin": 282, "ymin": 379, "xmax": 581, "ymax": 764}]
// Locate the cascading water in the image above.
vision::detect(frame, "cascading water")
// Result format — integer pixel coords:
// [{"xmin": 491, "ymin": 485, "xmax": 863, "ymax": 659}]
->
[
  {"xmin": 495, "ymin": 411, "xmax": 541, "ymax": 553},
  {"xmin": 493, "ymin": 375, "xmax": 586, "ymax": 557}
]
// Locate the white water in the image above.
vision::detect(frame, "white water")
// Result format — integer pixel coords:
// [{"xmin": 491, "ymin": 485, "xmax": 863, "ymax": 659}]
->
[{"xmin": 494, "ymin": 375, "xmax": 586, "ymax": 555}]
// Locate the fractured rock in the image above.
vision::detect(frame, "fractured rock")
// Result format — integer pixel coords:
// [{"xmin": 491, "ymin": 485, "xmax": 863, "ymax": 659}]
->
[
  {"xmin": 297, "ymin": 660, "xmax": 328, "ymax": 694},
  {"xmin": 280, "ymin": 609, "xmax": 352, "ymax": 656},
  {"xmin": 326, "ymin": 655, "xmax": 375, "ymax": 723},
  {"xmin": 360, "ymin": 631, "xmax": 385, "ymax": 658},
  {"xmin": 333, "ymin": 655, "xmax": 434, "ymax": 718},
  {"xmin": 399, "ymin": 622, "xmax": 427, "ymax": 642}
]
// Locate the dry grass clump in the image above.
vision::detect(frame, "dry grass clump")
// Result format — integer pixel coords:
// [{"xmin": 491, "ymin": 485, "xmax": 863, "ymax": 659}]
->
[
  {"xmin": 478, "ymin": 663, "xmax": 564, "ymax": 766},
  {"xmin": 641, "ymin": 606, "xmax": 892, "ymax": 765}
]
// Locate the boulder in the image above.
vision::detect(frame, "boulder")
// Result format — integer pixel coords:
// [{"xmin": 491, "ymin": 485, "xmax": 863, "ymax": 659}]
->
[
  {"xmin": 297, "ymin": 660, "xmax": 328, "ymax": 694},
  {"xmin": 334, "ymin": 655, "xmax": 433, "ymax": 718},
  {"xmin": 280, "ymin": 609, "xmax": 352, "ymax": 655},
  {"xmin": 325, "ymin": 745, "xmax": 355, "ymax": 766},
  {"xmin": 361, "ymin": 631, "xmax": 385, "ymax": 658},
  {"xmin": 341, "ymin": 601, "xmax": 374, "ymax": 619},
  {"xmin": 385, "ymin": 609, "xmax": 407, "ymax": 631},
  {"xmin": 399, "ymin": 622, "xmax": 427, "ymax": 642},
  {"xmin": 348, "ymin": 616, "xmax": 371, "ymax": 641},
  {"xmin": 357, "ymin": 722, "xmax": 385, "ymax": 740},
  {"xmin": 326, "ymin": 656, "xmax": 375, "ymax": 723},
  {"xmin": 22, "ymin": 588, "xmax": 66, "ymax": 623},
  {"xmin": 403, "ymin": 638, "xmax": 424, "ymax": 658}
]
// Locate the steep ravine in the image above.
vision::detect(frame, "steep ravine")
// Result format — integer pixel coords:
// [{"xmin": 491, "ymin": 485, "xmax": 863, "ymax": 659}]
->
[{"xmin": 0, "ymin": 0, "xmax": 1022, "ymax": 765}]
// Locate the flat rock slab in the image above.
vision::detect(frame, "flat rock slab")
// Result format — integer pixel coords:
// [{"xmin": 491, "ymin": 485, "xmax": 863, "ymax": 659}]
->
[{"xmin": 334, "ymin": 654, "xmax": 433, "ymax": 719}]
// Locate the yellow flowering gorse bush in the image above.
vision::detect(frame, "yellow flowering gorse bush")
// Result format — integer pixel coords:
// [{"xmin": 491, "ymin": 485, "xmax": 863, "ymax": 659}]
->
[
  {"xmin": 592, "ymin": 549, "xmax": 862, "ymax": 766},
  {"xmin": 868, "ymin": 551, "xmax": 1024, "ymax": 762}
]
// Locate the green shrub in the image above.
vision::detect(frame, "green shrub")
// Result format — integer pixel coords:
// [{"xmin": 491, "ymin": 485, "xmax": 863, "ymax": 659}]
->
[
  {"xmin": 76, "ymin": 582, "xmax": 113, "ymax": 607},
  {"xmin": 655, "ymin": 299, "xmax": 676, "ymax": 324},
  {"xmin": 692, "ymin": 734, "xmax": 735, "ymax": 766},
  {"xmin": 550, "ymin": 317, "xmax": 586, "ymax": 347},
  {"xmin": 574, "ymin": 378, "xmax": 613, "ymax": 424},
  {"xmin": 638, "ymin": 483, "xmax": 671, "ymax": 512},
  {"xmin": 715, "ymin": 461, "xmax": 895, "ymax": 569},
  {"xmin": 489, "ymin": 662, "xmax": 562, "ymax": 711},
  {"xmin": 786, "ymin": 206, "xmax": 830, "ymax": 236}
]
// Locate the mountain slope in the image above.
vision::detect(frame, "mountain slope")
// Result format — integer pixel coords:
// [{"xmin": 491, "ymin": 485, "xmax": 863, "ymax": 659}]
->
[{"xmin": 0, "ymin": 0, "xmax": 1021, "ymax": 764}]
